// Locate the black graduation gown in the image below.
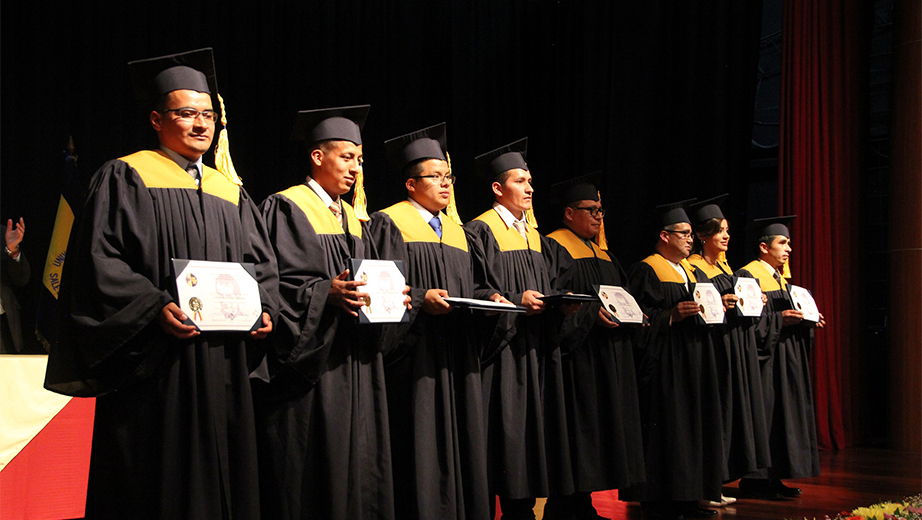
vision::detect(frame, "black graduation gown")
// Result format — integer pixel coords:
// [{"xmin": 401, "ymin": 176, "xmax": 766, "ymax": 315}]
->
[
  {"xmin": 687, "ymin": 255, "xmax": 770, "ymax": 482},
  {"xmin": 45, "ymin": 150, "xmax": 279, "ymax": 520},
  {"xmin": 256, "ymin": 185, "xmax": 393, "ymax": 520},
  {"xmin": 465, "ymin": 209, "xmax": 569, "ymax": 499},
  {"xmin": 736, "ymin": 261, "xmax": 820, "ymax": 480},
  {"xmin": 545, "ymin": 228, "xmax": 646, "ymax": 492},
  {"xmin": 621, "ymin": 253, "xmax": 724, "ymax": 503},
  {"xmin": 367, "ymin": 201, "xmax": 490, "ymax": 520}
]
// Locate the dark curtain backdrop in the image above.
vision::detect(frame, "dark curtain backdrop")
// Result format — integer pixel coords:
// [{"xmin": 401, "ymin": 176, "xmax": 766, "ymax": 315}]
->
[
  {"xmin": 2, "ymin": 1, "xmax": 762, "ymax": 346},
  {"xmin": 779, "ymin": 0, "xmax": 868, "ymax": 450}
]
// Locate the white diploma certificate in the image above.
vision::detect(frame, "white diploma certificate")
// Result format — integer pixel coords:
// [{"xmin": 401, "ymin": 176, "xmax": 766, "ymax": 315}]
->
[
  {"xmin": 789, "ymin": 284, "xmax": 821, "ymax": 322},
  {"xmin": 733, "ymin": 277, "xmax": 764, "ymax": 317},
  {"xmin": 595, "ymin": 285, "xmax": 644, "ymax": 324},
  {"xmin": 693, "ymin": 282, "xmax": 726, "ymax": 325},
  {"xmin": 173, "ymin": 259, "xmax": 263, "ymax": 332},
  {"xmin": 350, "ymin": 259, "xmax": 409, "ymax": 324}
]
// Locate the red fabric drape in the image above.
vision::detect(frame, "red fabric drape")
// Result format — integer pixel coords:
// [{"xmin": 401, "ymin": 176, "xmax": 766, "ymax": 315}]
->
[{"xmin": 778, "ymin": 0, "xmax": 864, "ymax": 450}]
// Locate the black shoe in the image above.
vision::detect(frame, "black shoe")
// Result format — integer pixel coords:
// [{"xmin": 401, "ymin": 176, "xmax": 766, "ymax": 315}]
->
[
  {"xmin": 771, "ymin": 479, "xmax": 802, "ymax": 497},
  {"xmin": 737, "ymin": 479, "xmax": 783, "ymax": 500},
  {"xmin": 679, "ymin": 502, "xmax": 718, "ymax": 518}
]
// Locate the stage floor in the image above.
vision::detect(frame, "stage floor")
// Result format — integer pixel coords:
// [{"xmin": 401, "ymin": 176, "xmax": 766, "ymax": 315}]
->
[{"xmin": 500, "ymin": 447, "xmax": 922, "ymax": 519}]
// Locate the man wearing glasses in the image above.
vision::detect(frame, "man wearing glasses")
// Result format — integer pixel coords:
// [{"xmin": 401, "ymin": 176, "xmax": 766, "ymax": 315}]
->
[
  {"xmin": 620, "ymin": 201, "xmax": 725, "ymax": 520},
  {"xmin": 464, "ymin": 138, "xmax": 573, "ymax": 520},
  {"xmin": 368, "ymin": 123, "xmax": 502, "ymax": 520},
  {"xmin": 541, "ymin": 173, "xmax": 645, "ymax": 520},
  {"xmin": 45, "ymin": 48, "xmax": 278, "ymax": 519}
]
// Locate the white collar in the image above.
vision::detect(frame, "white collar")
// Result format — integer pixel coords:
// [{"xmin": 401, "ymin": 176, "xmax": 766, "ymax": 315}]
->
[
  {"xmin": 306, "ymin": 176, "xmax": 338, "ymax": 208},
  {"xmin": 160, "ymin": 146, "xmax": 202, "ymax": 179},
  {"xmin": 408, "ymin": 197, "xmax": 441, "ymax": 223},
  {"xmin": 492, "ymin": 202, "xmax": 526, "ymax": 229},
  {"xmin": 665, "ymin": 256, "xmax": 690, "ymax": 283},
  {"xmin": 759, "ymin": 259, "xmax": 781, "ymax": 277}
]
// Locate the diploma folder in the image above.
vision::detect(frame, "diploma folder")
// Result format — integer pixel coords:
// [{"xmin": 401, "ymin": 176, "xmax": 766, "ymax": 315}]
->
[
  {"xmin": 538, "ymin": 293, "xmax": 598, "ymax": 305},
  {"xmin": 172, "ymin": 259, "xmax": 263, "ymax": 332},
  {"xmin": 443, "ymin": 297, "xmax": 527, "ymax": 313},
  {"xmin": 349, "ymin": 259, "xmax": 410, "ymax": 324}
]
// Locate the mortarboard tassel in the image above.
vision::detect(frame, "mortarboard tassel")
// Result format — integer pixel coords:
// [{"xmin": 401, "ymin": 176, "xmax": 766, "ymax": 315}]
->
[
  {"xmin": 215, "ymin": 94, "xmax": 243, "ymax": 186},
  {"xmin": 444, "ymin": 152, "xmax": 463, "ymax": 226},
  {"xmin": 593, "ymin": 190, "xmax": 608, "ymax": 250},
  {"xmin": 352, "ymin": 162, "xmax": 370, "ymax": 221},
  {"xmin": 525, "ymin": 207, "xmax": 538, "ymax": 229},
  {"xmin": 782, "ymin": 260, "xmax": 791, "ymax": 279}
]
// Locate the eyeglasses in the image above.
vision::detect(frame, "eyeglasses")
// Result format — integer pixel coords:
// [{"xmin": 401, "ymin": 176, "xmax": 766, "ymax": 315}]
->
[
  {"xmin": 411, "ymin": 174, "xmax": 456, "ymax": 185},
  {"xmin": 572, "ymin": 206, "xmax": 605, "ymax": 218},
  {"xmin": 162, "ymin": 107, "xmax": 218, "ymax": 123},
  {"xmin": 665, "ymin": 229, "xmax": 693, "ymax": 238}
]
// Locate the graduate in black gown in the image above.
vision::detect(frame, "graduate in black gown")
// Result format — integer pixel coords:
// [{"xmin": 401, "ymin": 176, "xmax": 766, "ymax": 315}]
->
[
  {"xmin": 686, "ymin": 196, "xmax": 770, "ymax": 507},
  {"xmin": 621, "ymin": 201, "xmax": 725, "ymax": 520},
  {"xmin": 367, "ymin": 123, "xmax": 498, "ymax": 520},
  {"xmin": 465, "ymin": 139, "xmax": 572, "ymax": 520},
  {"xmin": 542, "ymin": 174, "xmax": 646, "ymax": 520},
  {"xmin": 735, "ymin": 216, "xmax": 824, "ymax": 500},
  {"xmin": 256, "ymin": 106, "xmax": 398, "ymax": 520},
  {"xmin": 44, "ymin": 49, "xmax": 279, "ymax": 519}
]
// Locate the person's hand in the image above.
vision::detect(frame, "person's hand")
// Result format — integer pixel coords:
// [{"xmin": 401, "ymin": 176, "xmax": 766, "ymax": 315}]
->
[
  {"xmin": 5, "ymin": 218, "xmax": 24, "ymax": 258},
  {"xmin": 597, "ymin": 307, "xmax": 619, "ymax": 329},
  {"xmin": 328, "ymin": 270, "xmax": 369, "ymax": 317},
  {"xmin": 158, "ymin": 302, "xmax": 200, "ymax": 339},
  {"xmin": 721, "ymin": 293, "xmax": 739, "ymax": 312},
  {"xmin": 489, "ymin": 293, "xmax": 513, "ymax": 305},
  {"xmin": 761, "ymin": 292, "xmax": 768, "ymax": 305},
  {"xmin": 815, "ymin": 313, "xmax": 826, "ymax": 329},
  {"xmin": 250, "ymin": 312, "xmax": 273, "ymax": 339},
  {"xmin": 781, "ymin": 309, "xmax": 804, "ymax": 327},
  {"xmin": 521, "ymin": 290, "xmax": 546, "ymax": 315},
  {"xmin": 422, "ymin": 288, "xmax": 452, "ymax": 315},
  {"xmin": 403, "ymin": 285, "xmax": 412, "ymax": 310},
  {"xmin": 671, "ymin": 301, "xmax": 702, "ymax": 323}
]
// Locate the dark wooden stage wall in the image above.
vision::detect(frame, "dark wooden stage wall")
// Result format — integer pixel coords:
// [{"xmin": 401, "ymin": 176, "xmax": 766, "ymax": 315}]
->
[{"xmin": 496, "ymin": 447, "xmax": 922, "ymax": 520}]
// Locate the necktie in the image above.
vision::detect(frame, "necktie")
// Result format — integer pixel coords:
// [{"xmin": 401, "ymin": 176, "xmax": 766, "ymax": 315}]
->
[
  {"xmin": 329, "ymin": 201, "xmax": 342, "ymax": 225},
  {"xmin": 513, "ymin": 220, "xmax": 528, "ymax": 240},
  {"xmin": 429, "ymin": 216, "xmax": 442, "ymax": 239},
  {"xmin": 774, "ymin": 269, "xmax": 785, "ymax": 290},
  {"xmin": 187, "ymin": 165, "xmax": 201, "ymax": 187}
]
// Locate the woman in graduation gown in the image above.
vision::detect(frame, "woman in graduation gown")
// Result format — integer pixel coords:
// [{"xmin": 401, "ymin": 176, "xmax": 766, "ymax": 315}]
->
[
  {"xmin": 542, "ymin": 175, "xmax": 646, "ymax": 520},
  {"xmin": 734, "ymin": 216, "xmax": 821, "ymax": 499},
  {"xmin": 686, "ymin": 197, "xmax": 769, "ymax": 505}
]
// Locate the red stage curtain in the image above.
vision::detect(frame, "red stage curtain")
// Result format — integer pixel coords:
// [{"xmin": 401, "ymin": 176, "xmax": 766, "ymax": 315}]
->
[{"xmin": 778, "ymin": 0, "xmax": 865, "ymax": 450}]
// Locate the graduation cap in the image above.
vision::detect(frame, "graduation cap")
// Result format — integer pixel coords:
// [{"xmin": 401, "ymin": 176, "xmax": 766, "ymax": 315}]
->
[
  {"xmin": 128, "ymin": 48, "xmax": 217, "ymax": 108},
  {"xmin": 751, "ymin": 215, "xmax": 797, "ymax": 278},
  {"xmin": 474, "ymin": 138, "xmax": 528, "ymax": 181},
  {"xmin": 752, "ymin": 215, "xmax": 796, "ymax": 239},
  {"xmin": 551, "ymin": 172, "xmax": 608, "ymax": 249},
  {"xmin": 291, "ymin": 105, "xmax": 371, "ymax": 219},
  {"xmin": 384, "ymin": 123, "xmax": 447, "ymax": 175},
  {"xmin": 291, "ymin": 105, "xmax": 369, "ymax": 146},
  {"xmin": 656, "ymin": 198, "xmax": 696, "ymax": 229},
  {"xmin": 385, "ymin": 123, "xmax": 462, "ymax": 225},
  {"xmin": 690, "ymin": 194, "xmax": 728, "ymax": 225},
  {"xmin": 549, "ymin": 171, "xmax": 602, "ymax": 206},
  {"xmin": 129, "ymin": 48, "xmax": 244, "ymax": 186}
]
